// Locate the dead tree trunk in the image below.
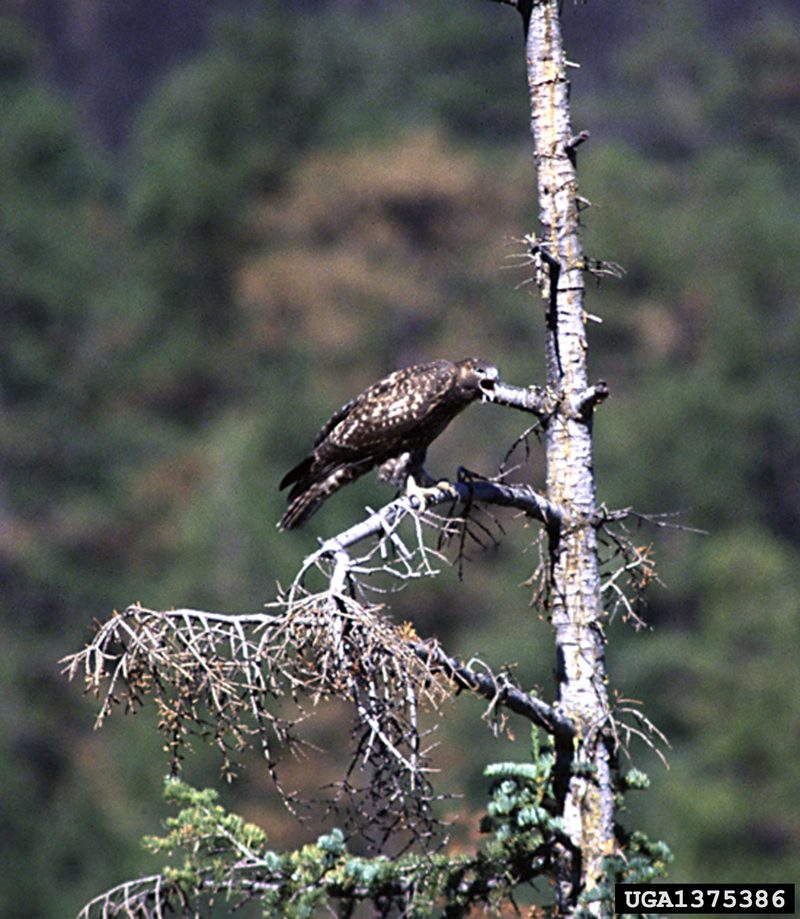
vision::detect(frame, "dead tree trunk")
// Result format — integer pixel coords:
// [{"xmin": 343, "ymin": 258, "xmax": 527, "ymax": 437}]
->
[{"xmin": 523, "ymin": 2, "xmax": 615, "ymax": 913}]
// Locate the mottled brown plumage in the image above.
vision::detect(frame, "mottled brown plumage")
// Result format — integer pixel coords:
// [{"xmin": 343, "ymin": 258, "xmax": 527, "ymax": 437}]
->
[{"xmin": 278, "ymin": 358, "xmax": 499, "ymax": 529}]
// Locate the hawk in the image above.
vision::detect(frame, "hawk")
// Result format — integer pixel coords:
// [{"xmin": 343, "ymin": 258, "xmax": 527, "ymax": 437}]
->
[{"xmin": 278, "ymin": 358, "xmax": 499, "ymax": 530}]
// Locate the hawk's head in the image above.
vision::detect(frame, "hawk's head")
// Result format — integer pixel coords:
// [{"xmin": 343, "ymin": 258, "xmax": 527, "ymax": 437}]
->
[{"xmin": 454, "ymin": 358, "xmax": 500, "ymax": 402}]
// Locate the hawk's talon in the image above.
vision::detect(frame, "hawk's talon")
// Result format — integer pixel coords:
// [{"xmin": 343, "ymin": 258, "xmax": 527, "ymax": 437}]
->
[
  {"xmin": 436, "ymin": 479, "xmax": 460, "ymax": 501},
  {"xmin": 405, "ymin": 475, "xmax": 459, "ymax": 509}
]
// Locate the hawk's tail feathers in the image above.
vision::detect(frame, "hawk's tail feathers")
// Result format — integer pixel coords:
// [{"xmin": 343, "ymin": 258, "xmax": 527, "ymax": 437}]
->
[
  {"xmin": 279, "ymin": 454, "xmax": 314, "ymax": 492},
  {"xmin": 277, "ymin": 465, "xmax": 360, "ymax": 530},
  {"xmin": 278, "ymin": 489, "xmax": 325, "ymax": 530}
]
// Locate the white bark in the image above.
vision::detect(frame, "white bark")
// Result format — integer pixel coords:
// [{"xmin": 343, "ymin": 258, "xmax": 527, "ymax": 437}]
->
[{"xmin": 524, "ymin": 1, "xmax": 615, "ymax": 913}]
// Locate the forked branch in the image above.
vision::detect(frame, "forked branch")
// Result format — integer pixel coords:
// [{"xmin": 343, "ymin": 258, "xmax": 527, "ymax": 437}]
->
[
  {"xmin": 63, "ymin": 596, "xmax": 566, "ymax": 843},
  {"xmin": 300, "ymin": 476, "xmax": 563, "ymax": 580},
  {"xmin": 410, "ymin": 638, "xmax": 574, "ymax": 740}
]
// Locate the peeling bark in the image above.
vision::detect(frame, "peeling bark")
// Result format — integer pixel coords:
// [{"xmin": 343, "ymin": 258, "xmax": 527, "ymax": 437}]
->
[{"xmin": 523, "ymin": 1, "xmax": 615, "ymax": 913}]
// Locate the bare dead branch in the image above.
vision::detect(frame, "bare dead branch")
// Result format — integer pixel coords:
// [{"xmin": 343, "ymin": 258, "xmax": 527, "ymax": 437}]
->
[
  {"xmin": 599, "ymin": 506, "xmax": 709, "ymax": 536},
  {"xmin": 77, "ymin": 874, "xmax": 183, "ymax": 919},
  {"xmin": 569, "ymin": 380, "xmax": 610, "ymax": 420},
  {"xmin": 583, "ymin": 256, "xmax": 626, "ymax": 281},
  {"xmin": 294, "ymin": 479, "xmax": 562, "ymax": 586},
  {"xmin": 609, "ymin": 693, "xmax": 672, "ymax": 770},
  {"xmin": 499, "ymin": 421, "xmax": 543, "ymax": 475},
  {"xmin": 409, "ymin": 638, "xmax": 574, "ymax": 741},
  {"xmin": 483, "ymin": 379, "xmax": 555, "ymax": 421},
  {"xmin": 565, "ymin": 130, "xmax": 590, "ymax": 165},
  {"xmin": 591, "ymin": 504, "xmax": 706, "ymax": 630},
  {"xmin": 63, "ymin": 588, "xmax": 573, "ymax": 847}
]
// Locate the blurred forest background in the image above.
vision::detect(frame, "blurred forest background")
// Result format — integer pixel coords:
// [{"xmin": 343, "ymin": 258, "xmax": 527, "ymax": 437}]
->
[{"xmin": 2, "ymin": 0, "xmax": 799, "ymax": 915}]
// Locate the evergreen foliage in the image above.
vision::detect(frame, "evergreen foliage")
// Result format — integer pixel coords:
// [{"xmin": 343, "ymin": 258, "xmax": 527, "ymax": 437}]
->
[{"xmin": 101, "ymin": 736, "xmax": 669, "ymax": 917}]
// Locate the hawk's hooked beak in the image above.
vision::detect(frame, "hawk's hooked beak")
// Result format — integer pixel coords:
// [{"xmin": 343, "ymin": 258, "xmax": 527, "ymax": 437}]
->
[{"xmin": 479, "ymin": 372, "xmax": 499, "ymax": 402}]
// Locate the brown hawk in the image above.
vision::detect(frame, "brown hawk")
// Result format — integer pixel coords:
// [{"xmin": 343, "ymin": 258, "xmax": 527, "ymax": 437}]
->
[{"xmin": 278, "ymin": 358, "xmax": 499, "ymax": 530}]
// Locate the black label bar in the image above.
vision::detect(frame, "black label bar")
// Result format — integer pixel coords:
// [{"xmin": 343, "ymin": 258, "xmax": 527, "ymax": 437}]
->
[{"xmin": 615, "ymin": 883, "xmax": 795, "ymax": 915}]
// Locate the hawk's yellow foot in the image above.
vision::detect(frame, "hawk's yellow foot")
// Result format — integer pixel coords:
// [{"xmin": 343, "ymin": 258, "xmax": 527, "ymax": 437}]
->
[{"xmin": 405, "ymin": 474, "xmax": 459, "ymax": 508}]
